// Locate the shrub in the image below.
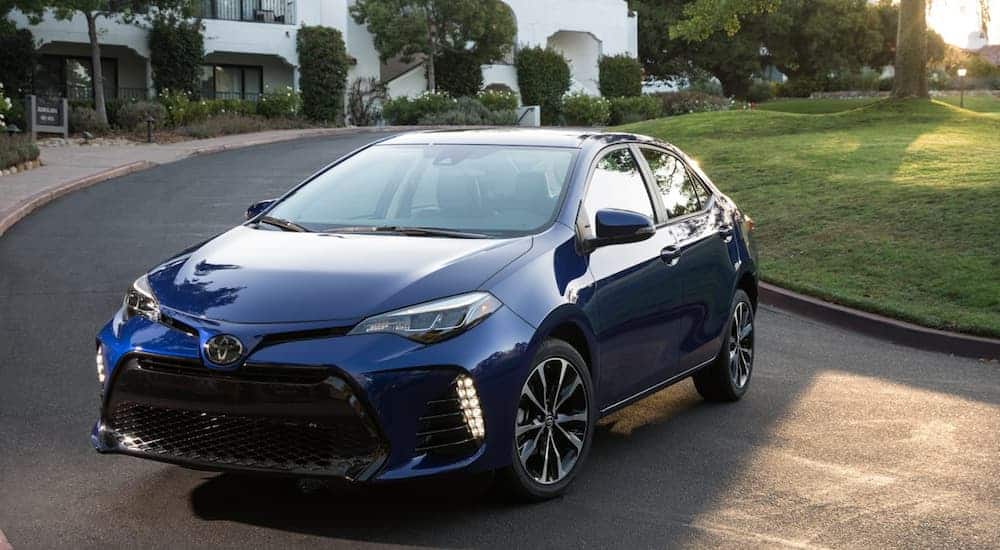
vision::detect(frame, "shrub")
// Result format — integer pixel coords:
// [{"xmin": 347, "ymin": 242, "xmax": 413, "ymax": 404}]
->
[
  {"xmin": 69, "ymin": 105, "xmax": 108, "ymax": 134},
  {"xmin": 176, "ymin": 113, "xmax": 310, "ymax": 139},
  {"xmin": 562, "ymin": 92, "xmax": 611, "ymax": 126},
  {"xmin": 686, "ymin": 78, "xmax": 724, "ymax": 96},
  {"xmin": 297, "ymin": 25, "xmax": 349, "ymax": 123},
  {"xmin": 149, "ymin": 14, "xmax": 205, "ymax": 96},
  {"xmin": 0, "ymin": 83, "xmax": 11, "ymax": 129},
  {"xmin": 435, "ymin": 50, "xmax": 484, "ymax": 97},
  {"xmin": 516, "ymin": 46, "xmax": 571, "ymax": 125},
  {"xmin": 0, "ymin": 134, "xmax": 39, "ymax": 171},
  {"xmin": 347, "ymin": 77, "xmax": 388, "ymax": 126},
  {"xmin": 382, "ymin": 91, "xmax": 453, "ymax": 125},
  {"xmin": 417, "ymin": 97, "xmax": 516, "ymax": 125},
  {"xmin": 598, "ymin": 54, "xmax": 642, "ymax": 98},
  {"xmin": 746, "ymin": 80, "xmax": 774, "ymax": 103},
  {"xmin": 608, "ymin": 95, "xmax": 661, "ymax": 125},
  {"xmin": 0, "ymin": 21, "xmax": 37, "ymax": 97},
  {"xmin": 257, "ymin": 87, "xmax": 302, "ymax": 119},
  {"xmin": 116, "ymin": 101, "xmax": 168, "ymax": 132},
  {"xmin": 477, "ymin": 89, "xmax": 518, "ymax": 111},
  {"xmin": 654, "ymin": 91, "xmax": 734, "ymax": 116},
  {"xmin": 776, "ymin": 77, "xmax": 824, "ymax": 98}
]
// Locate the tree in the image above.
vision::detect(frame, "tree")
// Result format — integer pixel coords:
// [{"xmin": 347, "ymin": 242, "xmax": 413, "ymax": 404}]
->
[
  {"xmin": 296, "ymin": 25, "xmax": 349, "ymax": 122},
  {"xmin": 15, "ymin": 0, "xmax": 195, "ymax": 126},
  {"xmin": 893, "ymin": 0, "xmax": 990, "ymax": 98},
  {"xmin": 148, "ymin": 12, "xmax": 203, "ymax": 96},
  {"xmin": 350, "ymin": 0, "xmax": 516, "ymax": 92},
  {"xmin": 0, "ymin": 19, "xmax": 37, "ymax": 96},
  {"xmin": 764, "ymin": 0, "xmax": 881, "ymax": 83},
  {"xmin": 669, "ymin": 0, "xmax": 778, "ymax": 41}
]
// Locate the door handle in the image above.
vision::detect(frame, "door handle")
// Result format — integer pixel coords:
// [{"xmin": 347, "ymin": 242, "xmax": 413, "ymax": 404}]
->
[
  {"xmin": 660, "ymin": 245, "xmax": 682, "ymax": 266},
  {"xmin": 718, "ymin": 225, "xmax": 734, "ymax": 242}
]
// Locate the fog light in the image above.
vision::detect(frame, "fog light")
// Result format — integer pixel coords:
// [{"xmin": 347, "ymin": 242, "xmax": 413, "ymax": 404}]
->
[
  {"xmin": 96, "ymin": 346, "xmax": 106, "ymax": 384},
  {"xmin": 455, "ymin": 374, "xmax": 485, "ymax": 440}
]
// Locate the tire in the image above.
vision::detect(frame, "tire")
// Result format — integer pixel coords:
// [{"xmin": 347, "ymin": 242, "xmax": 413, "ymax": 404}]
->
[
  {"xmin": 693, "ymin": 289, "xmax": 755, "ymax": 402},
  {"xmin": 498, "ymin": 338, "xmax": 595, "ymax": 501}
]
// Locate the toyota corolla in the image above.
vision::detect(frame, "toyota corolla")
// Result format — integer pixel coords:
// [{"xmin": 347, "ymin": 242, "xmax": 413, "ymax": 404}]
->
[{"xmin": 93, "ymin": 129, "xmax": 758, "ymax": 500}]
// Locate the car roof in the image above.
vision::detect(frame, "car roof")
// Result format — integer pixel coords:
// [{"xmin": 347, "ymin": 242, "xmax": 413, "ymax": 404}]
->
[{"xmin": 378, "ymin": 128, "xmax": 661, "ymax": 149}]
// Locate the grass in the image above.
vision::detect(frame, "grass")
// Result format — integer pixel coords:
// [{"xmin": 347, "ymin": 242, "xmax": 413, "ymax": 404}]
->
[
  {"xmin": 760, "ymin": 93, "xmax": 1000, "ymax": 115},
  {"xmin": 620, "ymin": 99, "xmax": 1000, "ymax": 337}
]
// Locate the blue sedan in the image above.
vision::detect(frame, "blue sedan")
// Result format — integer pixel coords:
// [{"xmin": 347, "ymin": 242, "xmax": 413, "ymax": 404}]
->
[{"xmin": 93, "ymin": 129, "xmax": 758, "ymax": 500}]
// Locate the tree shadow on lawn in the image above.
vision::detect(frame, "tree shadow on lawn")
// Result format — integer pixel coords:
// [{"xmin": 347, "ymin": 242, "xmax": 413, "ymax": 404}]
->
[{"xmin": 186, "ymin": 308, "xmax": 999, "ymax": 548}]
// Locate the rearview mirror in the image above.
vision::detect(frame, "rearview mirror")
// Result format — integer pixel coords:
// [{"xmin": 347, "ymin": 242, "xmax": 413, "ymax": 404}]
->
[
  {"xmin": 587, "ymin": 209, "xmax": 655, "ymax": 249},
  {"xmin": 245, "ymin": 199, "xmax": 277, "ymax": 220}
]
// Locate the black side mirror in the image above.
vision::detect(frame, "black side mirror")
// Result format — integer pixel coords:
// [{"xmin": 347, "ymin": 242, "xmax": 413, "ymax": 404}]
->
[
  {"xmin": 587, "ymin": 208, "xmax": 656, "ymax": 249},
  {"xmin": 245, "ymin": 199, "xmax": 277, "ymax": 220}
]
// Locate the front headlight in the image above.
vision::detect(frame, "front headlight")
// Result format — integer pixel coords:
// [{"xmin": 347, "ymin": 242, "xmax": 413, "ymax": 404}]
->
[
  {"xmin": 349, "ymin": 292, "xmax": 502, "ymax": 344},
  {"xmin": 123, "ymin": 274, "xmax": 160, "ymax": 321}
]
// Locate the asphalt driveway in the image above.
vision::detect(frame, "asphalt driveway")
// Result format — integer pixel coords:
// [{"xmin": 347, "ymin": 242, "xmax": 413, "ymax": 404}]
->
[{"xmin": 0, "ymin": 132, "xmax": 997, "ymax": 549}]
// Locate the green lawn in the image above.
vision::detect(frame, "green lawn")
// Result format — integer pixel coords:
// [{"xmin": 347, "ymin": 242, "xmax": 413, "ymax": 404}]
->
[
  {"xmin": 760, "ymin": 94, "xmax": 1000, "ymax": 115},
  {"xmin": 620, "ymin": 100, "xmax": 1000, "ymax": 337}
]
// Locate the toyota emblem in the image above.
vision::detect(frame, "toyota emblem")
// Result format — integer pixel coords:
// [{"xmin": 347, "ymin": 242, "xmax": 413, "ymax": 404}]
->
[{"xmin": 204, "ymin": 334, "xmax": 244, "ymax": 366}]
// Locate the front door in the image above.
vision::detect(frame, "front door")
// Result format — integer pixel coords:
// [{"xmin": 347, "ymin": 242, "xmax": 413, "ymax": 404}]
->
[{"xmin": 581, "ymin": 147, "xmax": 683, "ymax": 408}]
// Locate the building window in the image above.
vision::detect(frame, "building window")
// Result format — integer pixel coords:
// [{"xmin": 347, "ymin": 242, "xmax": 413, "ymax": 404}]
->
[
  {"xmin": 34, "ymin": 55, "xmax": 118, "ymax": 100},
  {"xmin": 200, "ymin": 65, "xmax": 263, "ymax": 101}
]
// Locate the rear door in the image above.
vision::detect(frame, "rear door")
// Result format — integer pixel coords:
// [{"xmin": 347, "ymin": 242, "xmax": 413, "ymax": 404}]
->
[{"xmin": 637, "ymin": 147, "xmax": 739, "ymax": 372}]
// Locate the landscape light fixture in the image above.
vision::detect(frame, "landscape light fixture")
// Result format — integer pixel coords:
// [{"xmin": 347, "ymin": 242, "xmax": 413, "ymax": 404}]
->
[{"xmin": 957, "ymin": 68, "xmax": 967, "ymax": 108}]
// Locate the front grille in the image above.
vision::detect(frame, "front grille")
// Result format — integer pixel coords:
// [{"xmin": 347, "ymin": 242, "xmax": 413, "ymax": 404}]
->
[
  {"xmin": 104, "ymin": 355, "xmax": 387, "ymax": 479},
  {"xmin": 415, "ymin": 396, "xmax": 477, "ymax": 455},
  {"xmin": 136, "ymin": 356, "xmax": 331, "ymax": 384},
  {"xmin": 110, "ymin": 403, "xmax": 377, "ymax": 474}
]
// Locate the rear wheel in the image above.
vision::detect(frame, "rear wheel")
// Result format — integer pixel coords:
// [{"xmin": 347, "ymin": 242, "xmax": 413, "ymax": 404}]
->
[
  {"xmin": 499, "ymin": 339, "xmax": 594, "ymax": 501},
  {"xmin": 693, "ymin": 289, "xmax": 755, "ymax": 402}
]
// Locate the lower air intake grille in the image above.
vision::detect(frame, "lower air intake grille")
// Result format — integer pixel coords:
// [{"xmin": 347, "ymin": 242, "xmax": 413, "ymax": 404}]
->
[
  {"xmin": 110, "ymin": 403, "xmax": 378, "ymax": 475},
  {"xmin": 414, "ymin": 389, "xmax": 478, "ymax": 456}
]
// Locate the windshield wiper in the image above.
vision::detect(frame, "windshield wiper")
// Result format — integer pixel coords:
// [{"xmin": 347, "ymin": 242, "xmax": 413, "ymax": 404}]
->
[
  {"xmin": 257, "ymin": 216, "xmax": 310, "ymax": 233},
  {"xmin": 322, "ymin": 225, "xmax": 488, "ymax": 239}
]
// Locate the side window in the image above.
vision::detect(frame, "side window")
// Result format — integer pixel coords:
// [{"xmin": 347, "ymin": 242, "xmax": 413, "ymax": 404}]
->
[
  {"xmin": 582, "ymin": 148, "xmax": 655, "ymax": 231},
  {"xmin": 641, "ymin": 148, "xmax": 703, "ymax": 219}
]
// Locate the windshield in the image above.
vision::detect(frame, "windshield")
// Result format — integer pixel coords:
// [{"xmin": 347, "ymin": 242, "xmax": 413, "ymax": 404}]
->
[{"xmin": 264, "ymin": 144, "xmax": 577, "ymax": 236}]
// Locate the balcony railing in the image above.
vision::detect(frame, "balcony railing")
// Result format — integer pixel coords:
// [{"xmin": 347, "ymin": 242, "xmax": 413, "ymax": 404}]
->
[
  {"xmin": 64, "ymin": 85, "xmax": 151, "ymax": 101},
  {"xmin": 198, "ymin": 0, "xmax": 296, "ymax": 24}
]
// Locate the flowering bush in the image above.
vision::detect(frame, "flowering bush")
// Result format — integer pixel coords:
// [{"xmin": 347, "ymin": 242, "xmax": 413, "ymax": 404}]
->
[
  {"xmin": 562, "ymin": 92, "xmax": 611, "ymax": 126},
  {"xmin": 257, "ymin": 86, "xmax": 302, "ymax": 119},
  {"xmin": 0, "ymin": 83, "xmax": 11, "ymax": 129},
  {"xmin": 653, "ymin": 91, "xmax": 737, "ymax": 117},
  {"xmin": 417, "ymin": 97, "xmax": 516, "ymax": 126},
  {"xmin": 382, "ymin": 91, "xmax": 454, "ymax": 125},
  {"xmin": 477, "ymin": 89, "xmax": 519, "ymax": 112}
]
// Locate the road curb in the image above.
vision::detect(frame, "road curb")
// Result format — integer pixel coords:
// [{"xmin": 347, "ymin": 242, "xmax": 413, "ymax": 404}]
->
[
  {"xmin": 0, "ymin": 160, "xmax": 155, "ymax": 237},
  {"xmin": 760, "ymin": 282, "xmax": 1000, "ymax": 360}
]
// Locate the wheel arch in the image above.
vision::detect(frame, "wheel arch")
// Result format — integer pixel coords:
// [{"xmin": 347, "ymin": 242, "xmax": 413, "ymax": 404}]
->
[
  {"xmin": 737, "ymin": 271, "xmax": 758, "ymax": 311},
  {"xmin": 533, "ymin": 306, "xmax": 599, "ymax": 382}
]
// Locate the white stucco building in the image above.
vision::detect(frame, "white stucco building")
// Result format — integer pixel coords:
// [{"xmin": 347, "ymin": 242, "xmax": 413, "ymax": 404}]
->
[{"xmin": 10, "ymin": 0, "xmax": 638, "ymax": 105}]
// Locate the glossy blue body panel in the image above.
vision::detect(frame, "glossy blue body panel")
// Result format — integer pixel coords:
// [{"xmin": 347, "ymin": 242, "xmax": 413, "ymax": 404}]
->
[{"xmin": 93, "ymin": 129, "xmax": 758, "ymax": 481}]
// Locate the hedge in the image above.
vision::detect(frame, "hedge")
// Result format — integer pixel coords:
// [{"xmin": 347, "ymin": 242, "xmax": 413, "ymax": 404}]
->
[
  {"xmin": 149, "ymin": 14, "xmax": 205, "ymax": 96},
  {"xmin": 0, "ymin": 134, "xmax": 39, "ymax": 171},
  {"xmin": 296, "ymin": 25, "xmax": 349, "ymax": 123},
  {"xmin": 598, "ymin": 54, "xmax": 642, "ymax": 98},
  {"xmin": 516, "ymin": 47, "xmax": 571, "ymax": 125},
  {"xmin": 608, "ymin": 95, "xmax": 661, "ymax": 125}
]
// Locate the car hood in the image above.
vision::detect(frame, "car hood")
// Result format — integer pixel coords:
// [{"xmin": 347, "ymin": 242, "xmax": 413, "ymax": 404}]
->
[{"xmin": 146, "ymin": 226, "xmax": 532, "ymax": 324}]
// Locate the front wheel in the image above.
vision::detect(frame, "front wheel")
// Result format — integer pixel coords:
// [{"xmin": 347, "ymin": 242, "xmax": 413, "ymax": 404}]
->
[
  {"xmin": 693, "ymin": 289, "xmax": 755, "ymax": 402},
  {"xmin": 499, "ymin": 339, "xmax": 595, "ymax": 501}
]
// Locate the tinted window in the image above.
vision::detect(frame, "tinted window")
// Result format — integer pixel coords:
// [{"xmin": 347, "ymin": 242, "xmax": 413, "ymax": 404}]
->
[
  {"xmin": 266, "ymin": 145, "xmax": 576, "ymax": 236},
  {"xmin": 582, "ymin": 148, "xmax": 654, "ymax": 229},
  {"xmin": 642, "ymin": 149, "xmax": 703, "ymax": 219}
]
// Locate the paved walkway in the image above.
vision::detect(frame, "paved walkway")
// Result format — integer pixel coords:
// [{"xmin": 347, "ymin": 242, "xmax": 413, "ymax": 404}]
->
[{"xmin": 0, "ymin": 127, "xmax": 393, "ymax": 236}]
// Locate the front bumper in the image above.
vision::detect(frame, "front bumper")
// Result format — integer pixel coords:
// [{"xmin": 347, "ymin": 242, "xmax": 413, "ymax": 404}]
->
[{"xmin": 93, "ymin": 304, "xmax": 537, "ymax": 482}]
